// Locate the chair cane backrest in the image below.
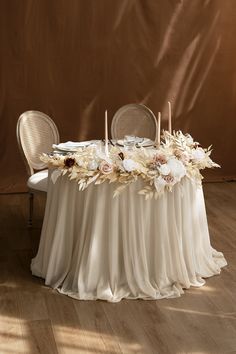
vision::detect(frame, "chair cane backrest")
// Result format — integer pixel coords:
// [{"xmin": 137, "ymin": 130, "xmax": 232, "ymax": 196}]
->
[
  {"xmin": 111, "ymin": 104, "xmax": 157, "ymax": 140},
  {"xmin": 16, "ymin": 111, "xmax": 60, "ymax": 176}
]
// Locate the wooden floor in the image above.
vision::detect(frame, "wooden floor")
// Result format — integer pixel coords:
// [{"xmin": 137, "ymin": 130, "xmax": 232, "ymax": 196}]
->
[{"xmin": 0, "ymin": 182, "xmax": 236, "ymax": 354}]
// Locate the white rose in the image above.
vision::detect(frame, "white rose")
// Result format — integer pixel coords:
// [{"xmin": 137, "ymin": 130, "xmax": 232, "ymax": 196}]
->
[
  {"xmin": 88, "ymin": 160, "xmax": 98, "ymax": 171},
  {"xmin": 180, "ymin": 151, "xmax": 190, "ymax": 164},
  {"xmin": 154, "ymin": 176, "xmax": 167, "ymax": 193},
  {"xmin": 158, "ymin": 163, "xmax": 171, "ymax": 176},
  {"xmin": 123, "ymin": 159, "xmax": 138, "ymax": 172},
  {"xmin": 167, "ymin": 158, "xmax": 186, "ymax": 180},
  {"xmin": 186, "ymin": 135, "xmax": 194, "ymax": 146},
  {"xmin": 75, "ymin": 157, "xmax": 84, "ymax": 167},
  {"xmin": 191, "ymin": 147, "xmax": 206, "ymax": 161}
]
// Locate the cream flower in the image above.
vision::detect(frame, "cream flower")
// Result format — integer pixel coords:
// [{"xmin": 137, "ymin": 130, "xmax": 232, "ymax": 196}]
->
[
  {"xmin": 167, "ymin": 158, "xmax": 186, "ymax": 180},
  {"xmin": 88, "ymin": 160, "xmax": 98, "ymax": 171},
  {"xmin": 158, "ymin": 163, "xmax": 171, "ymax": 176},
  {"xmin": 185, "ymin": 134, "xmax": 194, "ymax": 146},
  {"xmin": 123, "ymin": 159, "xmax": 138, "ymax": 172},
  {"xmin": 191, "ymin": 147, "xmax": 206, "ymax": 161},
  {"xmin": 75, "ymin": 156, "xmax": 84, "ymax": 167},
  {"xmin": 154, "ymin": 176, "xmax": 167, "ymax": 193}
]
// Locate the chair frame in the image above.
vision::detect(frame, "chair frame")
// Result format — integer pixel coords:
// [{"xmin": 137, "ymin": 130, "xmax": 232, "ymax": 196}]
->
[
  {"xmin": 111, "ymin": 103, "xmax": 157, "ymax": 140},
  {"xmin": 16, "ymin": 110, "xmax": 60, "ymax": 226}
]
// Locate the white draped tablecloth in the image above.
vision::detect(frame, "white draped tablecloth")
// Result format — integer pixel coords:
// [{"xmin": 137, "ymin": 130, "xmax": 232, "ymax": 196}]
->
[{"xmin": 31, "ymin": 172, "xmax": 227, "ymax": 302}]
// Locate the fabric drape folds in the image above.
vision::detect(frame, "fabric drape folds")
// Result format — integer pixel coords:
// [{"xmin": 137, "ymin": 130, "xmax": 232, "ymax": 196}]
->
[{"xmin": 31, "ymin": 174, "xmax": 226, "ymax": 302}]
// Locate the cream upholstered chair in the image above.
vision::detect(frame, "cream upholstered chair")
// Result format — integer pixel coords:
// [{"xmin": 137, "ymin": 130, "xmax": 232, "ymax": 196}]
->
[
  {"xmin": 111, "ymin": 103, "xmax": 157, "ymax": 140},
  {"xmin": 16, "ymin": 111, "xmax": 60, "ymax": 226}
]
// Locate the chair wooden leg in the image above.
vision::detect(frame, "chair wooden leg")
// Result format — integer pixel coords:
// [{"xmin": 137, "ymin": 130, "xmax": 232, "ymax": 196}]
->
[{"xmin": 28, "ymin": 192, "xmax": 34, "ymax": 227}]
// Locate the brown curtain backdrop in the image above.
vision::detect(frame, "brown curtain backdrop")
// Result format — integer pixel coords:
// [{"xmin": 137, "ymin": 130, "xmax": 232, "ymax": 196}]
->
[{"xmin": 1, "ymin": 0, "xmax": 236, "ymax": 193}]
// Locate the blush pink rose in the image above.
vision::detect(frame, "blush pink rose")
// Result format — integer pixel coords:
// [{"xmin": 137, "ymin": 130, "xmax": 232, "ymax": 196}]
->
[
  {"xmin": 99, "ymin": 160, "xmax": 114, "ymax": 174},
  {"xmin": 174, "ymin": 149, "xmax": 190, "ymax": 164},
  {"xmin": 153, "ymin": 153, "xmax": 167, "ymax": 165},
  {"xmin": 163, "ymin": 174, "xmax": 174, "ymax": 183}
]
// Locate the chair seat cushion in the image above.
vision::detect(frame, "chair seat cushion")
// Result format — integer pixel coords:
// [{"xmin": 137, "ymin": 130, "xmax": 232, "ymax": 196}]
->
[{"xmin": 27, "ymin": 169, "xmax": 48, "ymax": 192}]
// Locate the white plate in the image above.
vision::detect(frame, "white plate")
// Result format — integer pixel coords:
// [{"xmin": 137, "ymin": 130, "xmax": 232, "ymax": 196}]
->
[
  {"xmin": 116, "ymin": 137, "xmax": 154, "ymax": 147},
  {"xmin": 53, "ymin": 140, "xmax": 98, "ymax": 152}
]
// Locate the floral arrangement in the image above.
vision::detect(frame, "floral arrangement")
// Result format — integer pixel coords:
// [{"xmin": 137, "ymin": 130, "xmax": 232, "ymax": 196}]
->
[{"xmin": 40, "ymin": 131, "xmax": 219, "ymax": 199}]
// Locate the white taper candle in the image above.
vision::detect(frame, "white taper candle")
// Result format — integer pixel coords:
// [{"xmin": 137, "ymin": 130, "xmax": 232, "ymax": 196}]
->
[
  {"xmin": 154, "ymin": 115, "xmax": 158, "ymax": 145},
  {"xmin": 168, "ymin": 101, "xmax": 172, "ymax": 134},
  {"xmin": 105, "ymin": 110, "xmax": 109, "ymax": 156},
  {"xmin": 158, "ymin": 112, "xmax": 161, "ymax": 145}
]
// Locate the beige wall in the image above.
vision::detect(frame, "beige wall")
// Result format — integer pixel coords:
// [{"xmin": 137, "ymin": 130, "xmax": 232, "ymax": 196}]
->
[{"xmin": 1, "ymin": 0, "xmax": 236, "ymax": 192}]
